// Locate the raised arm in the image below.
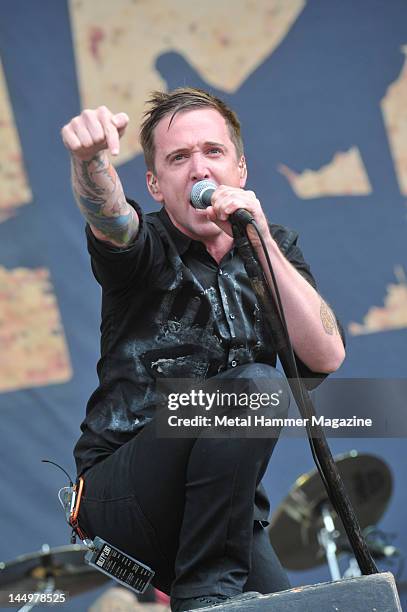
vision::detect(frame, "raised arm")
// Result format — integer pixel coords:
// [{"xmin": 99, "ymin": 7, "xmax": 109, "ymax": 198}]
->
[{"xmin": 61, "ymin": 106, "xmax": 139, "ymax": 247}]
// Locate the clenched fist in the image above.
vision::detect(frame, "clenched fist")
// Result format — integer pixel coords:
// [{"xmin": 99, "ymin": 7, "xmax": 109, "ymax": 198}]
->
[{"xmin": 61, "ymin": 106, "xmax": 129, "ymax": 160}]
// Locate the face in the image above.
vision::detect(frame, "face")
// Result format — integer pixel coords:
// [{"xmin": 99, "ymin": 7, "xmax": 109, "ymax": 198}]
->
[{"xmin": 146, "ymin": 108, "xmax": 247, "ymax": 241}]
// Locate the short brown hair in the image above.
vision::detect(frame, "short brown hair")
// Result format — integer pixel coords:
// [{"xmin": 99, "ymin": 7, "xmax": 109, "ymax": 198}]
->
[{"xmin": 140, "ymin": 87, "xmax": 244, "ymax": 171}]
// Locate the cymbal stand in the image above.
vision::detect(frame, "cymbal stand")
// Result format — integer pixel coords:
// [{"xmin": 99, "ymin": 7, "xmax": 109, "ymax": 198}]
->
[
  {"xmin": 17, "ymin": 578, "xmax": 56, "ymax": 612},
  {"xmin": 317, "ymin": 503, "xmax": 341, "ymax": 581}
]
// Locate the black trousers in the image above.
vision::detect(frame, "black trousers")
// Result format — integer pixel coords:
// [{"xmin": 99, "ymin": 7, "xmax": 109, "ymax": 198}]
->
[{"xmin": 78, "ymin": 363, "xmax": 291, "ymax": 598}]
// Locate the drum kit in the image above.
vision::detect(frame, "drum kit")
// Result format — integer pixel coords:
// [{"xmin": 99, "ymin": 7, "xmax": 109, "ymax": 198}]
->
[
  {"xmin": 0, "ymin": 543, "xmax": 109, "ymax": 610},
  {"xmin": 0, "ymin": 451, "xmax": 402, "ymax": 610},
  {"xmin": 268, "ymin": 450, "xmax": 400, "ymax": 580}
]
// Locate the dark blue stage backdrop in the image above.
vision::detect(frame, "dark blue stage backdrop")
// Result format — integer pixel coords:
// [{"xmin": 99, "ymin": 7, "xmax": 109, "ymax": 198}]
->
[{"xmin": 0, "ymin": 1, "xmax": 406, "ymax": 610}]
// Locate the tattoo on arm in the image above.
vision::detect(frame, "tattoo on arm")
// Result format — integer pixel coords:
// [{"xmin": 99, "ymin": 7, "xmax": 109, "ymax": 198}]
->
[
  {"xmin": 320, "ymin": 299, "xmax": 338, "ymax": 335},
  {"xmin": 71, "ymin": 154, "xmax": 138, "ymax": 244}
]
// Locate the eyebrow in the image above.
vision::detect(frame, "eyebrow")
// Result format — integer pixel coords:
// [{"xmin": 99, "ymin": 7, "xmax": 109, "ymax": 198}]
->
[{"xmin": 165, "ymin": 141, "xmax": 226, "ymax": 162}]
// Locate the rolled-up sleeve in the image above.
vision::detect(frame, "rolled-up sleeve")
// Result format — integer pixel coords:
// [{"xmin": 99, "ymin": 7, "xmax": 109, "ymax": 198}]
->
[{"xmin": 86, "ymin": 199, "xmax": 165, "ymax": 290}]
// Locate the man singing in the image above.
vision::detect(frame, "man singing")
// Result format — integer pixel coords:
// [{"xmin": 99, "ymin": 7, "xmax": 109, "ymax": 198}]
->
[{"xmin": 61, "ymin": 88, "xmax": 345, "ymax": 611}]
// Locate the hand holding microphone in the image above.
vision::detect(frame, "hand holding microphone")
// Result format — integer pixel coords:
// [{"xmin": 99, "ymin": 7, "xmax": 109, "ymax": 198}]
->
[{"xmin": 190, "ymin": 180, "xmax": 254, "ymax": 227}]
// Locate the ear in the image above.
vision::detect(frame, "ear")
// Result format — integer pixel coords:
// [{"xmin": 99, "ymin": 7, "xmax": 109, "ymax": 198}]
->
[
  {"xmin": 238, "ymin": 156, "xmax": 247, "ymax": 188},
  {"xmin": 146, "ymin": 170, "xmax": 164, "ymax": 202}
]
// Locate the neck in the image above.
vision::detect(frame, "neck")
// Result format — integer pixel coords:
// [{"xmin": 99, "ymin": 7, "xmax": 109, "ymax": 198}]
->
[
  {"xmin": 165, "ymin": 209, "xmax": 234, "ymax": 264},
  {"xmin": 201, "ymin": 234, "xmax": 234, "ymax": 263}
]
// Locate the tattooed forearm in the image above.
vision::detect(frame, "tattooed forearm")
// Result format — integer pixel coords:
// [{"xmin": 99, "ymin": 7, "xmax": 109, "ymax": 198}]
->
[
  {"xmin": 71, "ymin": 153, "xmax": 138, "ymax": 244},
  {"xmin": 320, "ymin": 299, "xmax": 338, "ymax": 335},
  {"xmin": 72, "ymin": 154, "xmax": 112, "ymax": 199}
]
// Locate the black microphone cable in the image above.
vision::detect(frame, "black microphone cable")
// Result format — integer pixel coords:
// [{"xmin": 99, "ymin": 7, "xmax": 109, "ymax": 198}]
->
[
  {"xmin": 230, "ymin": 217, "xmax": 330, "ymax": 494},
  {"xmin": 232, "ymin": 215, "xmax": 378, "ymax": 576},
  {"xmin": 189, "ymin": 179, "xmax": 377, "ymax": 573}
]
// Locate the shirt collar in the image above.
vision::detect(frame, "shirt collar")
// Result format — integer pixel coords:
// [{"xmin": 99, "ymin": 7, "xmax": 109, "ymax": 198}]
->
[
  {"xmin": 158, "ymin": 207, "xmax": 194, "ymax": 255},
  {"xmin": 157, "ymin": 206, "xmax": 236, "ymax": 262}
]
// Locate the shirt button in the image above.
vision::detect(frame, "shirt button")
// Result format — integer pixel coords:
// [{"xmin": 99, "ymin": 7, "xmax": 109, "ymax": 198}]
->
[
  {"xmin": 231, "ymin": 360, "xmax": 238, "ymax": 367},
  {"xmin": 229, "ymin": 313, "xmax": 235, "ymax": 320}
]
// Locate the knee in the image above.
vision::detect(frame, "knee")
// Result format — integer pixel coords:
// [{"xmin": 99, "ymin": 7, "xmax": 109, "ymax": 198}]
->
[
  {"xmin": 227, "ymin": 363, "xmax": 291, "ymax": 418},
  {"xmin": 232, "ymin": 363, "xmax": 283, "ymax": 381},
  {"xmin": 252, "ymin": 372, "xmax": 290, "ymax": 420}
]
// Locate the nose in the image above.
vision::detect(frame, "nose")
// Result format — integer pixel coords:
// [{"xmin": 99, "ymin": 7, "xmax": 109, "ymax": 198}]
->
[{"xmin": 189, "ymin": 152, "xmax": 210, "ymax": 182}]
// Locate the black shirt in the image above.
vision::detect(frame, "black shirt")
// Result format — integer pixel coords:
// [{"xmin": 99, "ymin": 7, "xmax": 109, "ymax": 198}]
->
[{"xmin": 74, "ymin": 202, "xmax": 322, "ymax": 477}]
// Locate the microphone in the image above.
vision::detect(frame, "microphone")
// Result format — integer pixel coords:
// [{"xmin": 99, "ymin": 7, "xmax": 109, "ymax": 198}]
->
[
  {"xmin": 190, "ymin": 180, "xmax": 254, "ymax": 226},
  {"xmin": 190, "ymin": 179, "xmax": 216, "ymax": 209}
]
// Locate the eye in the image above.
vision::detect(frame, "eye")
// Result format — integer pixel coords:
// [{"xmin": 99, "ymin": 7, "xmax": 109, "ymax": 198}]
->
[
  {"xmin": 172, "ymin": 152, "xmax": 188, "ymax": 162},
  {"xmin": 207, "ymin": 147, "xmax": 222, "ymax": 155}
]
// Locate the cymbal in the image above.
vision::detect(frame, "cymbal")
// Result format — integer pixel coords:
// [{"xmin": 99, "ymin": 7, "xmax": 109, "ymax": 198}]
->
[
  {"xmin": 268, "ymin": 451, "xmax": 392, "ymax": 570},
  {"xmin": 0, "ymin": 544, "xmax": 109, "ymax": 605}
]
